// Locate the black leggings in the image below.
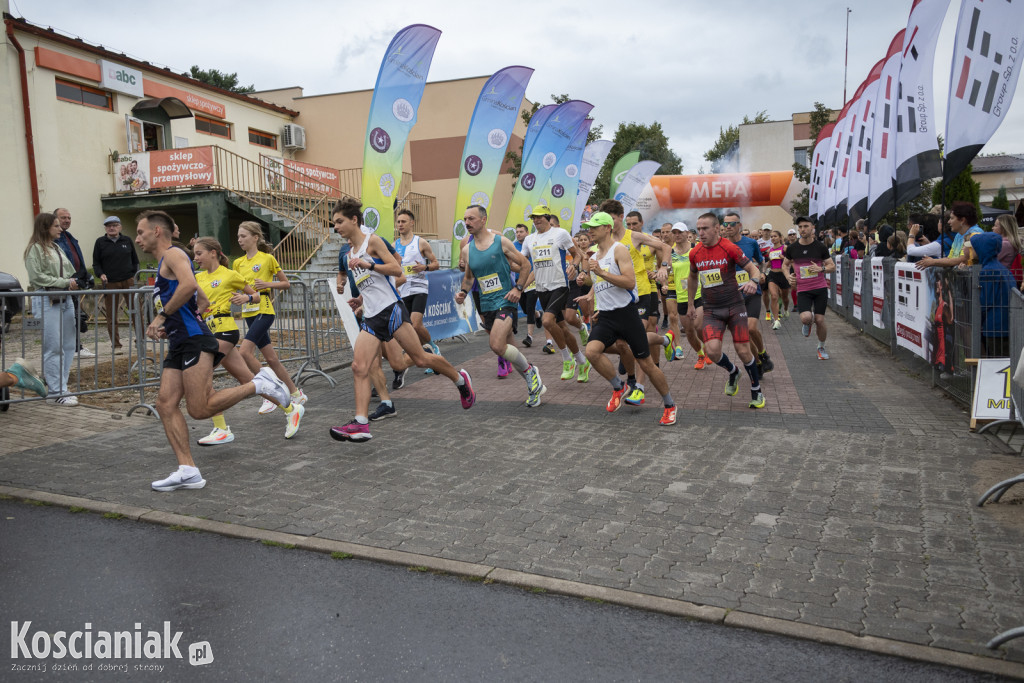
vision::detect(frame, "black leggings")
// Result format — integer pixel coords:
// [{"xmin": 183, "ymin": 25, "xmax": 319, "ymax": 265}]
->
[{"xmin": 520, "ymin": 289, "xmax": 538, "ymax": 325}]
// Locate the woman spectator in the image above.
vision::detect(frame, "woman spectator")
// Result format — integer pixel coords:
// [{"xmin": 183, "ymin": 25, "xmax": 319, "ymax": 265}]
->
[
  {"xmin": 23, "ymin": 212, "xmax": 79, "ymax": 405},
  {"xmin": 992, "ymin": 214, "xmax": 1023, "ymax": 285},
  {"xmin": 888, "ymin": 230, "xmax": 908, "ymax": 261}
]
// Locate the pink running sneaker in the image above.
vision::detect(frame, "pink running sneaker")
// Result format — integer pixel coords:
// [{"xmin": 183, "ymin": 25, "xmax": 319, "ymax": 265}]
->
[
  {"xmin": 497, "ymin": 356, "xmax": 510, "ymax": 378},
  {"xmin": 329, "ymin": 420, "xmax": 372, "ymax": 442},
  {"xmin": 457, "ymin": 369, "xmax": 476, "ymax": 409}
]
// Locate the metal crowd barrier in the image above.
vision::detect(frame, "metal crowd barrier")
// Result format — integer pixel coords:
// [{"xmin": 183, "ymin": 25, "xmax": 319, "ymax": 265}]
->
[{"xmin": 309, "ymin": 278, "xmax": 352, "ymax": 368}]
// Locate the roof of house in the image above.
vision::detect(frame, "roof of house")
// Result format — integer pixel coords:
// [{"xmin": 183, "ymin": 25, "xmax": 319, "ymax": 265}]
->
[{"xmin": 971, "ymin": 154, "xmax": 1024, "ymax": 173}]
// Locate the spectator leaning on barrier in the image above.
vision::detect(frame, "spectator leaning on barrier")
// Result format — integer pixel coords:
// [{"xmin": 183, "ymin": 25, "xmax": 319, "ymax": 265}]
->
[
  {"xmin": 992, "ymin": 214, "xmax": 1023, "ymax": 285},
  {"xmin": 92, "ymin": 216, "xmax": 139, "ymax": 350},
  {"xmin": 915, "ymin": 201, "xmax": 983, "ymax": 270},
  {"xmin": 874, "ymin": 224, "xmax": 895, "ymax": 258},
  {"xmin": 972, "ymin": 232, "xmax": 1016, "ymax": 358},
  {"xmin": 24, "ymin": 212, "xmax": 80, "ymax": 405},
  {"xmin": 52, "ymin": 207, "xmax": 94, "ymax": 357}
]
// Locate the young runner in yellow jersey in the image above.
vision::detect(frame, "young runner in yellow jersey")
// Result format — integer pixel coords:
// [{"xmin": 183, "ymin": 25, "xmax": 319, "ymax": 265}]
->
[
  {"xmin": 233, "ymin": 222, "xmax": 308, "ymax": 415},
  {"xmin": 194, "ymin": 238, "xmax": 303, "ymax": 443}
]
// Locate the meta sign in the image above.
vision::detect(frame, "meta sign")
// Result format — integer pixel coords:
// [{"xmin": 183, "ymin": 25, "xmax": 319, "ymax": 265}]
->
[
  {"xmin": 649, "ymin": 171, "xmax": 794, "ymax": 209},
  {"xmin": 100, "ymin": 60, "xmax": 144, "ymax": 98}
]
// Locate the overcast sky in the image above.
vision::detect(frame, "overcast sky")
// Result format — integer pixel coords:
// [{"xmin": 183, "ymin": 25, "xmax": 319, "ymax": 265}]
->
[{"xmin": 11, "ymin": 0, "xmax": 1023, "ymax": 173}]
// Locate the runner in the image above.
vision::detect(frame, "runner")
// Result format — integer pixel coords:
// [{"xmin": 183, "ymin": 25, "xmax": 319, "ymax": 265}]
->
[
  {"xmin": 395, "ymin": 209, "xmax": 442, "ymax": 372},
  {"xmin": 518, "ymin": 205, "xmax": 589, "ymax": 381},
  {"xmin": 136, "ymin": 210, "xmax": 296, "ymax": 491},
  {"xmin": 331, "ymin": 198, "xmax": 474, "ymax": 442},
  {"xmin": 615, "ymin": 205, "xmax": 671, "ymax": 405},
  {"xmin": 783, "ymin": 216, "xmax": 835, "ymax": 360},
  {"xmin": 765, "ymin": 229, "xmax": 792, "ymax": 329},
  {"xmin": 686, "ymin": 212, "xmax": 767, "ymax": 409},
  {"xmin": 232, "ymin": 221, "xmax": 308, "ymax": 415},
  {"xmin": 578, "ymin": 212, "xmax": 676, "ymax": 425},
  {"xmin": 455, "ymin": 204, "xmax": 546, "ymax": 406},
  {"xmin": 512, "ymin": 223, "xmax": 539, "ymax": 349},
  {"xmin": 657, "ymin": 223, "xmax": 677, "ymax": 333},
  {"xmin": 757, "ymin": 224, "xmax": 773, "ymax": 321},
  {"xmin": 668, "ymin": 224, "xmax": 704, "ymax": 364},
  {"xmin": 193, "ymin": 237, "xmax": 304, "ymax": 445},
  {"xmin": 722, "ymin": 211, "xmax": 774, "ymax": 374}
]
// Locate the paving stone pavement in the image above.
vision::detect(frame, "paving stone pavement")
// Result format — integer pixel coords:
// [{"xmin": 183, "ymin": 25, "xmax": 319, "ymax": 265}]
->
[{"xmin": 2, "ymin": 309, "xmax": 1023, "ymax": 666}]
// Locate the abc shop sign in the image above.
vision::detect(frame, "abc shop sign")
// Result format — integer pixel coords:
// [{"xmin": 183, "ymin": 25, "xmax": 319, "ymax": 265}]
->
[{"xmin": 100, "ymin": 60, "xmax": 143, "ymax": 98}]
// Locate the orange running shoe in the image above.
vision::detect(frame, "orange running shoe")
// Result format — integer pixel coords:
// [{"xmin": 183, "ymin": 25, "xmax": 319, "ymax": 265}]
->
[
  {"xmin": 659, "ymin": 406, "xmax": 677, "ymax": 426},
  {"xmin": 693, "ymin": 353, "xmax": 707, "ymax": 370},
  {"xmin": 606, "ymin": 386, "xmax": 627, "ymax": 412}
]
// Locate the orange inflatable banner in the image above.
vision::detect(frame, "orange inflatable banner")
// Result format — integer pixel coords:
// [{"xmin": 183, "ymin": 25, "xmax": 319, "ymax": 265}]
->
[{"xmin": 649, "ymin": 171, "xmax": 794, "ymax": 209}]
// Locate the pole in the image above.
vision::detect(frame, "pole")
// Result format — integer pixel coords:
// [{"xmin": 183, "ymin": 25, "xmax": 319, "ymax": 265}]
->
[{"xmin": 843, "ymin": 7, "xmax": 851, "ymax": 105}]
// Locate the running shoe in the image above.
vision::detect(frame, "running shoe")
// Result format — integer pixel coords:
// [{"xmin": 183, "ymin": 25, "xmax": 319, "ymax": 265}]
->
[
  {"xmin": 525, "ymin": 382, "xmax": 547, "ymax": 408},
  {"xmin": 423, "ymin": 344, "xmax": 436, "ymax": 374},
  {"xmin": 606, "ymin": 386, "xmax": 627, "ymax": 412},
  {"xmin": 197, "ymin": 426, "xmax": 234, "ymax": 446},
  {"xmin": 258, "ymin": 398, "xmax": 277, "ymax": 415},
  {"xmin": 782, "ymin": 308, "xmax": 790, "ymax": 319},
  {"xmin": 578, "ymin": 324, "xmax": 590, "ymax": 346},
  {"xmin": 497, "ymin": 356, "xmax": 510, "ymax": 378},
  {"xmin": 663, "ymin": 331, "xmax": 676, "ymax": 362},
  {"xmin": 254, "ymin": 368, "xmax": 290, "ymax": 409},
  {"xmin": 369, "ymin": 401, "xmax": 397, "ymax": 421},
  {"xmin": 392, "ymin": 368, "xmax": 407, "ymax": 391},
  {"xmin": 55, "ymin": 395, "xmax": 79, "ymax": 406},
  {"xmin": 291, "ymin": 389, "xmax": 308, "ymax": 405},
  {"xmin": 329, "ymin": 420, "xmax": 372, "ymax": 442},
  {"xmin": 458, "ymin": 369, "xmax": 475, "ymax": 409},
  {"xmin": 560, "ymin": 359, "xmax": 577, "ymax": 380},
  {"xmin": 522, "ymin": 334, "xmax": 533, "ymax": 348},
  {"xmin": 371, "ymin": 386, "xmax": 378, "ymax": 398},
  {"xmin": 749, "ymin": 392, "xmax": 766, "ymax": 409},
  {"xmin": 525, "ymin": 364, "xmax": 542, "ymax": 395},
  {"xmin": 659, "ymin": 406, "xmax": 678, "ymax": 426},
  {"xmin": 673, "ymin": 346, "xmax": 685, "ymax": 361},
  {"xmin": 801, "ymin": 323, "xmax": 811, "ymax": 338},
  {"xmin": 152, "ymin": 467, "xmax": 206, "ymax": 492},
  {"xmin": 542, "ymin": 341, "xmax": 556, "ymax": 355},
  {"xmin": 724, "ymin": 369, "xmax": 740, "ymax": 396},
  {"xmin": 284, "ymin": 403, "xmax": 305, "ymax": 439},
  {"xmin": 624, "ymin": 387, "xmax": 645, "ymax": 405},
  {"xmin": 772, "ymin": 318, "xmax": 781, "ymax": 330},
  {"xmin": 817, "ymin": 346, "xmax": 830, "ymax": 360},
  {"xmin": 7, "ymin": 358, "xmax": 47, "ymax": 398},
  {"xmin": 429, "ymin": 341, "xmax": 440, "ymax": 356},
  {"xmin": 760, "ymin": 354, "xmax": 774, "ymax": 374},
  {"xmin": 693, "ymin": 353, "xmax": 707, "ymax": 370},
  {"xmin": 576, "ymin": 360, "xmax": 591, "ymax": 383},
  {"xmin": 765, "ymin": 312, "xmax": 772, "ymax": 322},
  {"xmin": 77, "ymin": 347, "xmax": 95, "ymax": 358}
]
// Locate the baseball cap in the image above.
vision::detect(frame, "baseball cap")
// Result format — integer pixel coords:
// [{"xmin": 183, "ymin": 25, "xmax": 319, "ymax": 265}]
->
[
  {"xmin": 670, "ymin": 222, "xmax": 687, "ymax": 232},
  {"xmin": 761, "ymin": 223, "xmax": 773, "ymax": 231},
  {"xmin": 103, "ymin": 216, "xmax": 122, "ymax": 225},
  {"xmin": 529, "ymin": 205, "xmax": 552, "ymax": 218},
  {"xmin": 787, "ymin": 228, "xmax": 798, "ymax": 235},
  {"xmin": 582, "ymin": 212, "xmax": 613, "ymax": 228}
]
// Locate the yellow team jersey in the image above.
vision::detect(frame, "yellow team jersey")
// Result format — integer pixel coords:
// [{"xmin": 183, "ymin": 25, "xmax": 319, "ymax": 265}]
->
[
  {"xmin": 672, "ymin": 247, "xmax": 702, "ymax": 303},
  {"xmin": 196, "ymin": 266, "xmax": 246, "ymax": 334},
  {"xmin": 640, "ymin": 243, "xmax": 657, "ymax": 288},
  {"xmin": 232, "ymin": 252, "xmax": 281, "ymax": 317},
  {"xmin": 618, "ymin": 230, "xmax": 652, "ymax": 296}
]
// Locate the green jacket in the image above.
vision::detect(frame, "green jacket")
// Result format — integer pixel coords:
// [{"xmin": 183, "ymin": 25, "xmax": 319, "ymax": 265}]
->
[{"xmin": 25, "ymin": 242, "xmax": 75, "ymax": 290}]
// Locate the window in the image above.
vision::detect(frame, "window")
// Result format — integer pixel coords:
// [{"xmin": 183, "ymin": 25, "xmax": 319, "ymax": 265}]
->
[
  {"xmin": 794, "ymin": 147, "xmax": 808, "ymax": 168},
  {"xmin": 248, "ymin": 128, "xmax": 277, "ymax": 149},
  {"xmin": 195, "ymin": 114, "xmax": 231, "ymax": 139},
  {"xmin": 55, "ymin": 78, "xmax": 112, "ymax": 111}
]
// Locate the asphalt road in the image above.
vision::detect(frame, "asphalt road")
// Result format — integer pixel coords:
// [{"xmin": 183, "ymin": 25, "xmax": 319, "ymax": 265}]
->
[{"xmin": 0, "ymin": 500, "xmax": 1006, "ymax": 682}]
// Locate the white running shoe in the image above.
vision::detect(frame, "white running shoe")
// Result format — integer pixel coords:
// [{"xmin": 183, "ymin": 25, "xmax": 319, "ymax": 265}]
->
[
  {"xmin": 152, "ymin": 467, "xmax": 206, "ymax": 492},
  {"xmin": 290, "ymin": 389, "xmax": 308, "ymax": 405},
  {"xmin": 54, "ymin": 395, "xmax": 79, "ymax": 406},
  {"xmin": 253, "ymin": 368, "xmax": 290, "ymax": 410},
  {"xmin": 77, "ymin": 347, "xmax": 95, "ymax": 358},
  {"xmin": 284, "ymin": 403, "xmax": 304, "ymax": 439},
  {"xmin": 197, "ymin": 426, "xmax": 234, "ymax": 446},
  {"xmin": 258, "ymin": 398, "xmax": 277, "ymax": 415}
]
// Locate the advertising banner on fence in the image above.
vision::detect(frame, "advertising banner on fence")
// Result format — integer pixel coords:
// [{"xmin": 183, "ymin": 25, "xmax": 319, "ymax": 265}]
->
[
  {"xmin": 833, "ymin": 255, "xmax": 843, "ymax": 306},
  {"xmin": 871, "ymin": 257, "xmax": 886, "ymax": 329},
  {"xmin": 112, "ymin": 147, "xmax": 213, "ymax": 192},
  {"xmin": 894, "ymin": 262, "xmax": 933, "ymax": 360},
  {"xmin": 971, "ymin": 357, "xmax": 1013, "ymax": 423},
  {"xmin": 261, "ymin": 156, "xmax": 342, "ymax": 196},
  {"xmin": 853, "ymin": 259, "xmax": 864, "ymax": 320}
]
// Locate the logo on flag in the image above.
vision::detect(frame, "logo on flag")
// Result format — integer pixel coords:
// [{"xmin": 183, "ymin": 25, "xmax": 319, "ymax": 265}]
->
[
  {"xmin": 953, "ymin": 5, "xmax": 1012, "ymax": 115},
  {"xmin": 464, "ymin": 155, "xmax": 483, "ymax": 176},
  {"xmin": 521, "ymin": 173, "xmax": 536, "ymax": 190},
  {"xmin": 369, "ymin": 127, "xmax": 391, "ymax": 153},
  {"xmin": 378, "ymin": 173, "xmax": 395, "ymax": 197},
  {"xmin": 542, "ymin": 152, "xmax": 556, "ymax": 170},
  {"xmin": 470, "ymin": 191, "xmax": 489, "ymax": 207},
  {"xmin": 392, "ymin": 98, "xmax": 414, "ymax": 122},
  {"xmin": 487, "ymin": 129, "xmax": 508, "ymax": 149},
  {"xmin": 552, "ymin": 184, "xmax": 564, "ymax": 198},
  {"xmin": 565, "ymin": 164, "xmax": 578, "ymax": 178}
]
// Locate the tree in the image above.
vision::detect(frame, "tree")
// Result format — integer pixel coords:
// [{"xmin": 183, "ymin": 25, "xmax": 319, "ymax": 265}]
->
[
  {"xmin": 504, "ymin": 93, "xmax": 603, "ymax": 185},
  {"xmin": 992, "ymin": 185, "xmax": 1010, "ymax": 210},
  {"xmin": 790, "ymin": 103, "xmax": 835, "ymax": 217},
  {"xmin": 703, "ymin": 110, "xmax": 770, "ymax": 173},
  {"xmin": 589, "ymin": 122, "xmax": 683, "ymax": 202},
  {"xmin": 188, "ymin": 66, "xmax": 255, "ymax": 93},
  {"xmin": 932, "ymin": 162, "xmax": 981, "ymax": 223}
]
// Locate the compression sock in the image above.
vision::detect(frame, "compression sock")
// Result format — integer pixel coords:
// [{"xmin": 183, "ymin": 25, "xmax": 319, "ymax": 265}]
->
[
  {"xmin": 662, "ymin": 393, "xmax": 675, "ymax": 408},
  {"xmin": 609, "ymin": 376, "xmax": 623, "ymax": 391},
  {"xmin": 212, "ymin": 414, "xmax": 227, "ymax": 430},
  {"xmin": 744, "ymin": 358, "xmax": 761, "ymax": 393},
  {"xmin": 627, "ymin": 374, "xmax": 637, "ymax": 388},
  {"xmin": 574, "ymin": 351, "xmax": 587, "ymax": 365},
  {"xmin": 503, "ymin": 345, "xmax": 530, "ymax": 374},
  {"xmin": 715, "ymin": 354, "xmax": 736, "ymax": 374}
]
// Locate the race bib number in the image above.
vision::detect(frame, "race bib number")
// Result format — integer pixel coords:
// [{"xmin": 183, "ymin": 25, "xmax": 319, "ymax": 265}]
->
[
  {"xmin": 533, "ymin": 245, "xmax": 553, "ymax": 266},
  {"xmin": 735, "ymin": 271, "xmax": 750, "ymax": 284},
  {"xmin": 242, "ymin": 301, "xmax": 260, "ymax": 314},
  {"xmin": 403, "ymin": 264, "xmax": 417, "ymax": 276},
  {"xmin": 354, "ymin": 270, "xmax": 374, "ymax": 287},
  {"xmin": 204, "ymin": 314, "xmax": 216, "ymax": 328},
  {"xmin": 699, "ymin": 269, "xmax": 723, "ymax": 288},
  {"xmin": 798, "ymin": 265, "xmax": 816, "ymax": 279},
  {"xmin": 480, "ymin": 273, "xmax": 502, "ymax": 294},
  {"xmin": 525, "ymin": 281, "xmax": 536, "ymax": 292}
]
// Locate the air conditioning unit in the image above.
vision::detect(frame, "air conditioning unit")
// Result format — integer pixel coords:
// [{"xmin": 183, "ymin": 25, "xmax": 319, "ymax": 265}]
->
[{"xmin": 283, "ymin": 124, "xmax": 306, "ymax": 150}]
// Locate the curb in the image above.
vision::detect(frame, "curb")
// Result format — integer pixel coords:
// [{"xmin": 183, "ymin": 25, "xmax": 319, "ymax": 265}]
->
[{"xmin": 2, "ymin": 485, "xmax": 1022, "ymax": 679}]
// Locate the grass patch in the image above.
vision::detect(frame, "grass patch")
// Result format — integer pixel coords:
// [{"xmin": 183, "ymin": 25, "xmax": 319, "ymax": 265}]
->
[
  {"xmin": 102, "ymin": 512, "xmax": 124, "ymax": 519},
  {"xmin": 0, "ymin": 494, "xmax": 14, "ymax": 501},
  {"xmin": 583, "ymin": 597, "xmax": 605, "ymax": 604},
  {"xmin": 69, "ymin": 506, "xmax": 87, "ymax": 513},
  {"xmin": 462, "ymin": 576, "xmax": 485, "ymax": 583},
  {"xmin": 24, "ymin": 500, "xmax": 51, "ymax": 507},
  {"xmin": 330, "ymin": 552, "xmax": 353, "ymax": 560},
  {"xmin": 408, "ymin": 566, "xmax": 430, "ymax": 573},
  {"xmin": 528, "ymin": 587, "xmax": 546, "ymax": 594},
  {"xmin": 167, "ymin": 525, "xmax": 201, "ymax": 532},
  {"xmin": 261, "ymin": 540, "xmax": 295, "ymax": 549}
]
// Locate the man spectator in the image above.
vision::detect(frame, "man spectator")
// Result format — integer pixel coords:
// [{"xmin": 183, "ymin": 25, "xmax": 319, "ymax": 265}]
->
[
  {"xmin": 52, "ymin": 207, "xmax": 94, "ymax": 358},
  {"xmin": 92, "ymin": 216, "xmax": 139, "ymax": 350}
]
